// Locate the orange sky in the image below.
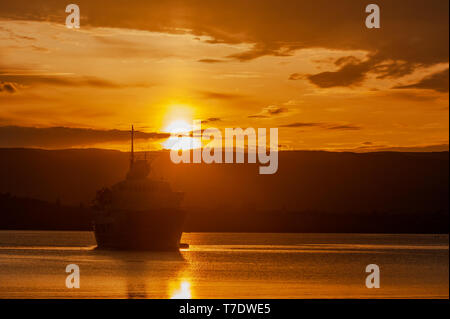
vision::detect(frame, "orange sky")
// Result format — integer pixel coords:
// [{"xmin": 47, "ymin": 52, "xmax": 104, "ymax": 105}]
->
[{"xmin": 0, "ymin": 0, "xmax": 448, "ymax": 152}]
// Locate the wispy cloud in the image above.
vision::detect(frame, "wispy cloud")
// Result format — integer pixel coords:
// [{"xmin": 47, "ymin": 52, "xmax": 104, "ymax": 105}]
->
[
  {"xmin": 280, "ymin": 122, "xmax": 361, "ymax": 130},
  {"xmin": 280, "ymin": 122, "xmax": 321, "ymax": 128},
  {"xmin": 346, "ymin": 143, "xmax": 449, "ymax": 153},
  {"xmin": 248, "ymin": 106, "xmax": 288, "ymax": 118},
  {"xmin": 0, "ymin": 82, "xmax": 17, "ymax": 93},
  {"xmin": 293, "ymin": 54, "xmax": 445, "ymax": 90},
  {"xmin": 202, "ymin": 117, "xmax": 221, "ymax": 123},
  {"xmin": 394, "ymin": 68, "xmax": 449, "ymax": 93},
  {"xmin": 198, "ymin": 90, "xmax": 245, "ymax": 100},
  {"xmin": 0, "ymin": 126, "xmax": 170, "ymax": 149},
  {"xmin": 197, "ymin": 58, "xmax": 227, "ymax": 63},
  {"xmin": 306, "ymin": 58, "xmax": 370, "ymax": 88},
  {"xmin": 326, "ymin": 124, "xmax": 361, "ymax": 131},
  {"xmin": 0, "ymin": 71, "xmax": 153, "ymax": 89}
]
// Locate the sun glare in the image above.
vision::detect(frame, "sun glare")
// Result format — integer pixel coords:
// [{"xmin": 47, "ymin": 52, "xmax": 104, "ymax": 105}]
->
[
  {"xmin": 164, "ymin": 120, "xmax": 192, "ymax": 134},
  {"xmin": 170, "ymin": 281, "xmax": 192, "ymax": 299},
  {"xmin": 162, "ymin": 119, "xmax": 201, "ymax": 151}
]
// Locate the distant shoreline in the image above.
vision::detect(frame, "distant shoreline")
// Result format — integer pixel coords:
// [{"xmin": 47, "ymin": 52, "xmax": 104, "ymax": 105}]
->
[{"xmin": 1, "ymin": 148, "xmax": 448, "ymax": 234}]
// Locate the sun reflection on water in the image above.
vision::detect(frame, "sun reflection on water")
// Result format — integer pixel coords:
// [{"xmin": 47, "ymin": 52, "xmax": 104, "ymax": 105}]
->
[{"xmin": 170, "ymin": 280, "xmax": 192, "ymax": 299}]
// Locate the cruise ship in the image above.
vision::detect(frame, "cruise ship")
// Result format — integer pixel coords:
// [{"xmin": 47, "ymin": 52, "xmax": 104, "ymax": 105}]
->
[{"xmin": 93, "ymin": 126, "xmax": 186, "ymax": 250}]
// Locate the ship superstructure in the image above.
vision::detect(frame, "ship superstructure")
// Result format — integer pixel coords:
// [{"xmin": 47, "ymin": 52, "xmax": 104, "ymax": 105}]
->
[{"xmin": 93, "ymin": 126, "xmax": 185, "ymax": 250}]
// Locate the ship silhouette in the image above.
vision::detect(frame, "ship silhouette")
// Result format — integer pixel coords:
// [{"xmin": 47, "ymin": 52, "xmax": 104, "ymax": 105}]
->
[{"xmin": 93, "ymin": 126, "xmax": 186, "ymax": 250}]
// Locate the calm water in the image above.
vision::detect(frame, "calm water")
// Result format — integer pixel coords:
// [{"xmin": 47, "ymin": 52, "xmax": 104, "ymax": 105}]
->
[{"xmin": 0, "ymin": 231, "xmax": 448, "ymax": 298}]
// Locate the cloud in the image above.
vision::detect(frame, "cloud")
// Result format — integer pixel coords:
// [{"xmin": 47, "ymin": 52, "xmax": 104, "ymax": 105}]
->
[
  {"xmin": 288, "ymin": 73, "xmax": 304, "ymax": 81},
  {"xmin": 306, "ymin": 58, "xmax": 370, "ymax": 88},
  {"xmin": 248, "ymin": 106, "xmax": 288, "ymax": 118},
  {"xmin": 334, "ymin": 56, "xmax": 360, "ymax": 67},
  {"xmin": 375, "ymin": 144, "xmax": 449, "ymax": 152},
  {"xmin": 227, "ymin": 44, "xmax": 295, "ymax": 61},
  {"xmin": 326, "ymin": 124, "xmax": 361, "ymax": 131},
  {"xmin": 92, "ymin": 35, "xmax": 184, "ymax": 60},
  {"xmin": 350, "ymin": 143, "xmax": 449, "ymax": 153},
  {"xmin": 0, "ymin": 1, "xmax": 448, "ymax": 93},
  {"xmin": 0, "ymin": 82, "xmax": 17, "ymax": 93},
  {"xmin": 248, "ymin": 115, "xmax": 269, "ymax": 119},
  {"xmin": 280, "ymin": 122, "xmax": 361, "ymax": 130},
  {"xmin": 303, "ymin": 52, "xmax": 440, "ymax": 89},
  {"xmin": 197, "ymin": 59, "xmax": 227, "ymax": 63},
  {"xmin": 265, "ymin": 106, "xmax": 288, "ymax": 115},
  {"xmin": 0, "ymin": 71, "xmax": 153, "ymax": 90},
  {"xmin": 0, "ymin": 26, "xmax": 36, "ymax": 41},
  {"xmin": 372, "ymin": 60, "xmax": 417, "ymax": 80},
  {"xmin": 280, "ymin": 122, "xmax": 321, "ymax": 128},
  {"xmin": 203, "ymin": 117, "xmax": 221, "ymax": 123},
  {"xmin": 0, "ymin": 126, "xmax": 170, "ymax": 149},
  {"xmin": 0, "ymin": 0, "xmax": 447, "ymax": 69},
  {"xmin": 198, "ymin": 90, "xmax": 244, "ymax": 100},
  {"xmin": 394, "ymin": 68, "xmax": 449, "ymax": 93}
]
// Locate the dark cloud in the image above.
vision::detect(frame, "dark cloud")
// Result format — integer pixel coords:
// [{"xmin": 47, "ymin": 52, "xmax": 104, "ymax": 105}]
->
[
  {"xmin": 248, "ymin": 115, "xmax": 269, "ymax": 119},
  {"xmin": 198, "ymin": 90, "xmax": 244, "ymax": 100},
  {"xmin": 0, "ymin": 81, "xmax": 17, "ymax": 93},
  {"xmin": 295, "ymin": 55, "xmax": 370, "ymax": 87},
  {"xmin": 375, "ymin": 144, "xmax": 449, "ymax": 152},
  {"xmin": 334, "ymin": 56, "xmax": 360, "ymax": 67},
  {"xmin": 202, "ymin": 117, "xmax": 221, "ymax": 123},
  {"xmin": 0, "ymin": 126, "xmax": 170, "ymax": 149},
  {"xmin": 281, "ymin": 122, "xmax": 361, "ymax": 130},
  {"xmin": 326, "ymin": 124, "xmax": 361, "ymax": 131},
  {"xmin": 0, "ymin": 0, "xmax": 447, "ymax": 69},
  {"xmin": 197, "ymin": 59, "xmax": 227, "ymax": 63},
  {"xmin": 372, "ymin": 60, "xmax": 417, "ymax": 79},
  {"xmin": 307, "ymin": 60, "xmax": 369, "ymax": 88},
  {"xmin": 0, "ymin": 1, "xmax": 447, "ymax": 93},
  {"xmin": 227, "ymin": 44, "xmax": 295, "ymax": 62},
  {"xmin": 394, "ymin": 68, "xmax": 449, "ymax": 93},
  {"xmin": 0, "ymin": 71, "xmax": 153, "ymax": 89},
  {"xmin": 350, "ymin": 143, "xmax": 449, "ymax": 152},
  {"xmin": 304, "ymin": 53, "xmax": 440, "ymax": 88},
  {"xmin": 281, "ymin": 122, "xmax": 321, "ymax": 128}
]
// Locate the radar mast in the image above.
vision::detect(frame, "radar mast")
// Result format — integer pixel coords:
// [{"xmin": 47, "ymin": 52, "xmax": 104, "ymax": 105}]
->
[{"xmin": 130, "ymin": 125, "xmax": 134, "ymax": 169}]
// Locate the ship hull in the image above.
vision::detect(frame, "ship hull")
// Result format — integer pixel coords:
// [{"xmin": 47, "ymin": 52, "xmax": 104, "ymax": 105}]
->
[{"xmin": 94, "ymin": 209, "xmax": 186, "ymax": 251}]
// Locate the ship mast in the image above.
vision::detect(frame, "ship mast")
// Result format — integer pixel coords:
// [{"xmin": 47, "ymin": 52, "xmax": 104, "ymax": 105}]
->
[{"xmin": 130, "ymin": 125, "xmax": 134, "ymax": 169}]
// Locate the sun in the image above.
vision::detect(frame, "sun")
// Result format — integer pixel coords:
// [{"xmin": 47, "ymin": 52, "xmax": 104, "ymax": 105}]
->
[
  {"xmin": 164, "ymin": 119, "xmax": 192, "ymax": 134},
  {"xmin": 162, "ymin": 119, "xmax": 201, "ymax": 151},
  {"xmin": 160, "ymin": 103, "xmax": 202, "ymax": 151}
]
